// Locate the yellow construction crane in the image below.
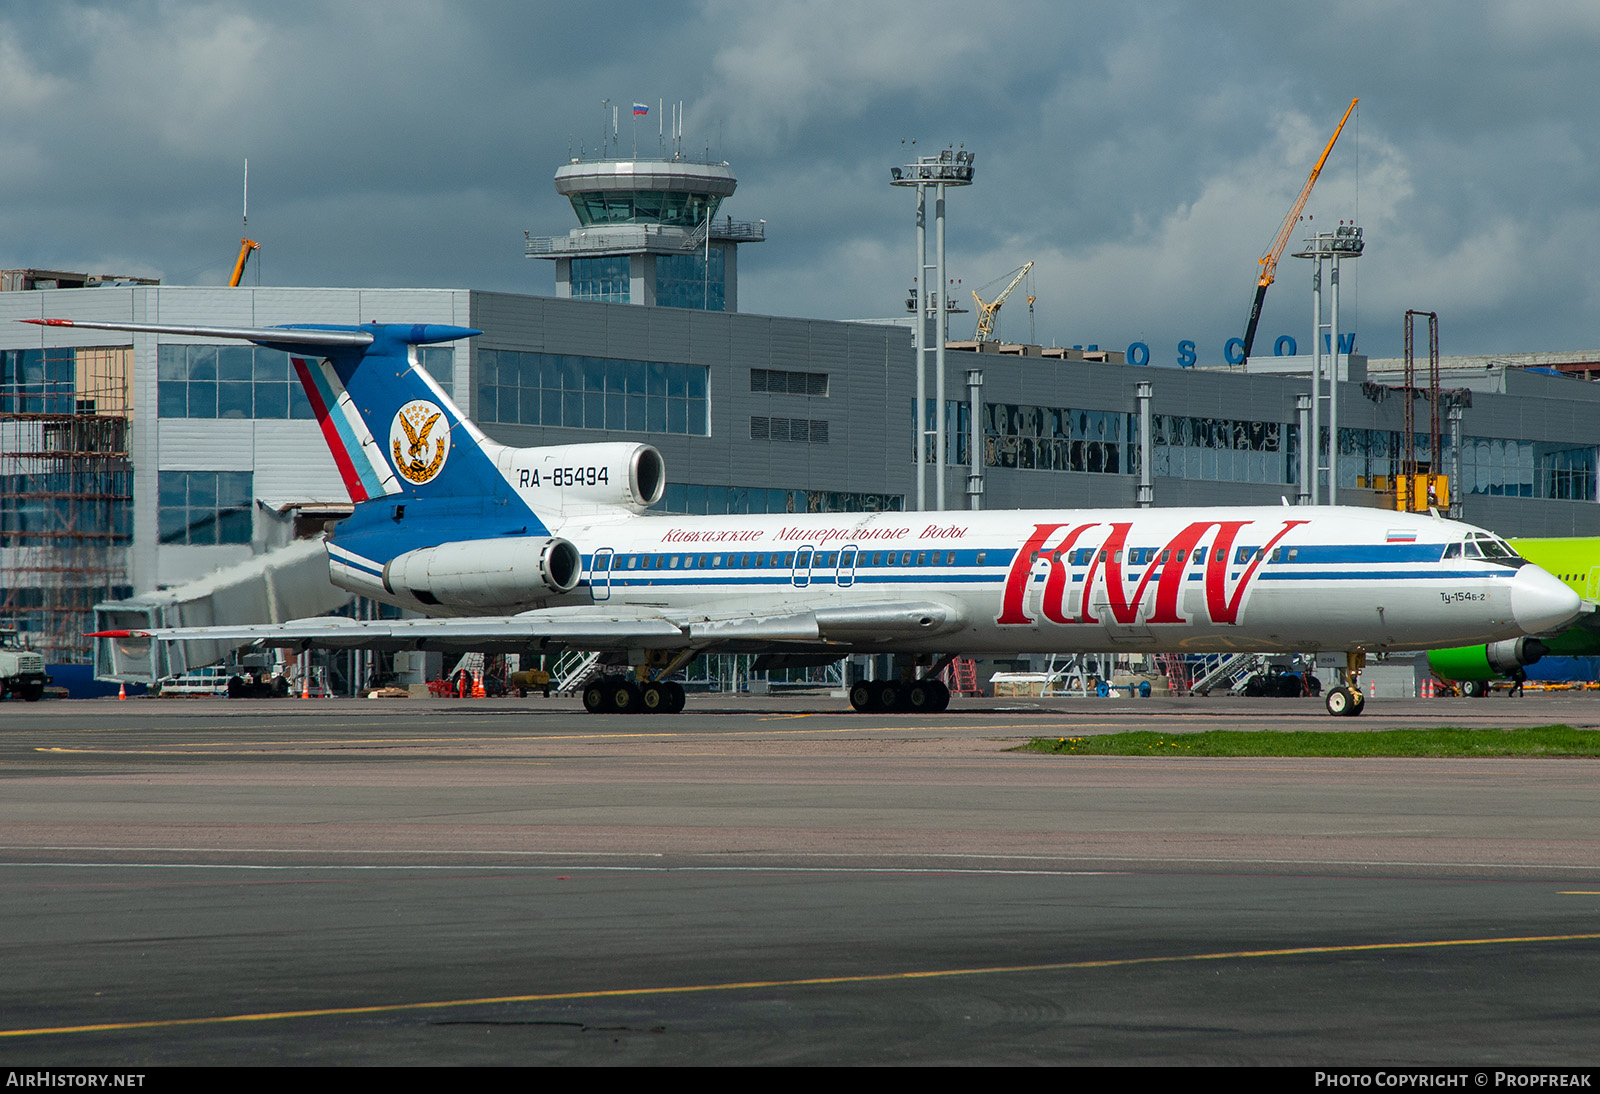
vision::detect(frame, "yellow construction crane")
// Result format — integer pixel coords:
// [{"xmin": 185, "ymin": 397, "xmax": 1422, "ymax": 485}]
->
[
  {"xmin": 1241, "ymin": 98, "xmax": 1357, "ymax": 360},
  {"xmin": 972, "ymin": 261, "xmax": 1033, "ymax": 343},
  {"xmin": 229, "ymin": 238, "xmax": 259, "ymax": 287}
]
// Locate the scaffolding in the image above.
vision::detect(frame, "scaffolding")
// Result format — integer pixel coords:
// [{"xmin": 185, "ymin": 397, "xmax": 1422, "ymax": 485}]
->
[{"xmin": 1, "ymin": 345, "xmax": 134, "ymax": 664}]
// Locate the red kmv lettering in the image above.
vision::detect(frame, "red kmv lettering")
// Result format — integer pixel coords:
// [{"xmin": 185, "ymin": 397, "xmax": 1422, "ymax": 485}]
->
[
  {"xmin": 996, "ymin": 519, "xmax": 1308, "ymax": 627},
  {"xmin": 995, "ymin": 522, "xmax": 1097, "ymax": 625}
]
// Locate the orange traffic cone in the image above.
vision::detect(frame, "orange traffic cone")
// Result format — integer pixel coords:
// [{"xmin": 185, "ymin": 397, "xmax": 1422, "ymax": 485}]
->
[
  {"xmin": 472, "ymin": 670, "xmax": 486, "ymax": 698},
  {"xmin": 117, "ymin": 681, "xmax": 126, "ymax": 700},
  {"xmin": 301, "ymin": 675, "xmax": 310, "ymax": 699}
]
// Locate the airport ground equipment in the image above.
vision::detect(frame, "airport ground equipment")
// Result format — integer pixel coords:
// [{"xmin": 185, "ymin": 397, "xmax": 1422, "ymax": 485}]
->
[{"xmin": 0, "ymin": 625, "xmax": 49, "ymax": 701}]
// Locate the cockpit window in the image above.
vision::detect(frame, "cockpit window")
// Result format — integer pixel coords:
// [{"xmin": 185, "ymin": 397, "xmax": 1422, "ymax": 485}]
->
[{"xmin": 1461, "ymin": 532, "xmax": 1526, "ymax": 568}]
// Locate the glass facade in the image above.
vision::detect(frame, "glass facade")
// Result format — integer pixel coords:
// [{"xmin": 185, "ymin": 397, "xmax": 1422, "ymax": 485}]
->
[
  {"xmin": 978, "ymin": 402, "xmax": 1133, "ymax": 475},
  {"xmin": 570, "ymin": 256, "xmax": 631, "ymax": 303},
  {"xmin": 417, "ymin": 347, "xmax": 454, "ymax": 397},
  {"xmin": 157, "ymin": 344, "xmax": 453, "ymax": 416},
  {"xmin": 1460, "ymin": 439, "xmax": 1595, "ymax": 500},
  {"xmin": 158, "ymin": 345, "xmax": 311, "ymax": 420},
  {"xmin": 655, "ymin": 251, "xmax": 725, "ymax": 311},
  {"xmin": 1152, "ymin": 414, "xmax": 1289, "ymax": 485},
  {"xmin": 658, "ymin": 482, "xmax": 903, "ymax": 515},
  {"xmin": 158, "ymin": 471, "xmax": 253, "ymax": 546},
  {"xmin": 1, "ymin": 466, "xmax": 133, "ymax": 548},
  {"xmin": 1, "ymin": 348, "xmax": 75, "ymax": 414},
  {"xmin": 568, "ymin": 189, "xmax": 722, "ymax": 228},
  {"xmin": 476, "ymin": 349, "xmax": 709, "ymax": 435}
]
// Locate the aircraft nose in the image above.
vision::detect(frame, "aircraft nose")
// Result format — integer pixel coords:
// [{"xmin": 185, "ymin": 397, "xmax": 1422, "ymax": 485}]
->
[{"xmin": 1511, "ymin": 565, "xmax": 1582, "ymax": 634}]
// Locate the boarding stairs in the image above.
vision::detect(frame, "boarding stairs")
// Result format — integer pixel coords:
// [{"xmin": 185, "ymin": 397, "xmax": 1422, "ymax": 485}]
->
[
  {"xmin": 554, "ymin": 650, "xmax": 604, "ymax": 693},
  {"xmin": 944, "ymin": 657, "xmax": 983, "ymax": 696},
  {"xmin": 1189, "ymin": 652, "xmax": 1270, "ymax": 696},
  {"xmin": 1156, "ymin": 653, "xmax": 1192, "ymax": 695}
]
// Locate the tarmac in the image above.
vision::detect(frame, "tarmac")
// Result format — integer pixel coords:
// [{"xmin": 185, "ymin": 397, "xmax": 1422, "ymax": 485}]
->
[{"xmin": 2, "ymin": 691, "xmax": 1598, "ymax": 1065}]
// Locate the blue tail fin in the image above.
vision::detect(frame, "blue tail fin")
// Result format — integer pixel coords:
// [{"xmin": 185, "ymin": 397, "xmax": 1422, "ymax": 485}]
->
[{"xmin": 272, "ymin": 324, "xmax": 505, "ymax": 506}]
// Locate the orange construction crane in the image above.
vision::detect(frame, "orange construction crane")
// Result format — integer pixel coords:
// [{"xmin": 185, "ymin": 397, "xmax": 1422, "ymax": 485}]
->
[
  {"xmin": 1241, "ymin": 98, "xmax": 1357, "ymax": 360},
  {"xmin": 229, "ymin": 238, "xmax": 259, "ymax": 287},
  {"xmin": 971, "ymin": 261, "xmax": 1033, "ymax": 344}
]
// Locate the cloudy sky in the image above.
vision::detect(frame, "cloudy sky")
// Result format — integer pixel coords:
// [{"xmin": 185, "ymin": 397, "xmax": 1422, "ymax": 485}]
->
[{"xmin": 4, "ymin": 1, "xmax": 1598, "ymax": 366}]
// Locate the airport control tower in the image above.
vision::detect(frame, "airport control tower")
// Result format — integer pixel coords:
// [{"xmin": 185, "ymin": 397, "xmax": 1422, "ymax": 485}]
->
[{"xmin": 525, "ymin": 150, "xmax": 765, "ymax": 312}]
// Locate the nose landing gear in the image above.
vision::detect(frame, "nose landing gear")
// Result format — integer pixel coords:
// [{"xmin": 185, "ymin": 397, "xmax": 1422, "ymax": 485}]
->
[{"xmin": 1324, "ymin": 650, "xmax": 1368, "ymax": 716}]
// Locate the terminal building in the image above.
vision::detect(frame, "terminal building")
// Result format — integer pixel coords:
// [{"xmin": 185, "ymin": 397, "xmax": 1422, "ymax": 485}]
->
[{"xmin": 1, "ymin": 149, "xmax": 1597, "ymax": 687}]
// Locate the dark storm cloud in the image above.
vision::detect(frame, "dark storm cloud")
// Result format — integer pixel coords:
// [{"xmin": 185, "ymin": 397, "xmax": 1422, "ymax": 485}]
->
[{"xmin": 3, "ymin": 1, "xmax": 1597, "ymax": 363}]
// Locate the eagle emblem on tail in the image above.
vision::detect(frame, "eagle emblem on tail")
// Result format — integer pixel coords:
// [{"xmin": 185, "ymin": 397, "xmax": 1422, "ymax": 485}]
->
[{"xmin": 389, "ymin": 400, "xmax": 450, "ymax": 484}]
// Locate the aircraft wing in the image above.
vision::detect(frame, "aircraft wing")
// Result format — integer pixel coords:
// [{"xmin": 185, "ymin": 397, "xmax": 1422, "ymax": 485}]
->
[{"xmin": 92, "ymin": 600, "xmax": 969, "ymax": 658}]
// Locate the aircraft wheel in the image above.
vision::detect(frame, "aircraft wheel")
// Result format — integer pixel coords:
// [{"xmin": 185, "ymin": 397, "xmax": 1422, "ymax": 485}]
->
[
  {"xmin": 1325, "ymin": 686, "xmax": 1352, "ymax": 716},
  {"xmin": 929, "ymin": 680, "xmax": 951, "ymax": 712},
  {"xmin": 848, "ymin": 682, "xmax": 877, "ymax": 713},
  {"xmin": 873, "ymin": 681, "xmax": 902, "ymax": 712},
  {"xmin": 1461, "ymin": 680, "xmax": 1487, "ymax": 699},
  {"xmin": 1349, "ymin": 687, "xmax": 1366, "ymax": 715},
  {"xmin": 609, "ymin": 679, "xmax": 641, "ymax": 714},
  {"xmin": 640, "ymin": 682, "xmax": 667, "ymax": 713},
  {"xmin": 664, "ymin": 681, "xmax": 686, "ymax": 713},
  {"xmin": 904, "ymin": 681, "xmax": 936, "ymax": 713},
  {"xmin": 582, "ymin": 680, "xmax": 609, "ymax": 713}
]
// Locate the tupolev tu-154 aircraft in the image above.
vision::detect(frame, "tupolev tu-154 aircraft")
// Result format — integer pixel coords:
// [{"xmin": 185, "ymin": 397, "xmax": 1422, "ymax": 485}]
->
[{"xmin": 47, "ymin": 316, "xmax": 1579, "ymax": 718}]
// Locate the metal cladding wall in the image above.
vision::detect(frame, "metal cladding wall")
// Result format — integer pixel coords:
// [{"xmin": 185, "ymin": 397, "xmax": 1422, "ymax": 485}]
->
[
  {"xmin": 468, "ymin": 292, "xmax": 915, "ymax": 502},
  {"xmin": 946, "ymin": 347, "xmax": 1600, "ymax": 537}
]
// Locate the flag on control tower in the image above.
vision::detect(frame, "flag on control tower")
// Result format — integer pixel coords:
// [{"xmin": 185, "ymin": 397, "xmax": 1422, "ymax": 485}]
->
[{"xmin": 633, "ymin": 102, "xmax": 649, "ymax": 116}]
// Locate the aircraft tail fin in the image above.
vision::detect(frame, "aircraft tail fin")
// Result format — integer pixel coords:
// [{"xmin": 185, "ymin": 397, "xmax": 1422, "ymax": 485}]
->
[{"xmin": 22, "ymin": 318, "xmax": 512, "ymax": 509}]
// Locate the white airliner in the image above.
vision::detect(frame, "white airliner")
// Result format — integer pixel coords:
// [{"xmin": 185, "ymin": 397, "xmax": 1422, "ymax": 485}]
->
[{"xmin": 46, "ymin": 317, "xmax": 1578, "ymax": 718}]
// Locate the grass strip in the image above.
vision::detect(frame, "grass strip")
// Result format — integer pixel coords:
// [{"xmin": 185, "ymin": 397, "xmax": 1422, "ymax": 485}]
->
[{"xmin": 1020, "ymin": 725, "xmax": 1600, "ymax": 758}]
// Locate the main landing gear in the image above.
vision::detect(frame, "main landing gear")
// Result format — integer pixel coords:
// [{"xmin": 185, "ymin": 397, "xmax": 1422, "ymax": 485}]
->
[
  {"xmin": 1324, "ymin": 649, "xmax": 1367, "ymax": 717},
  {"xmin": 582, "ymin": 676, "xmax": 686, "ymax": 715},
  {"xmin": 581, "ymin": 649, "xmax": 694, "ymax": 715},
  {"xmin": 848, "ymin": 654, "xmax": 954, "ymax": 714},
  {"xmin": 847, "ymin": 677, "xmax": 951, "ymax": 714}
]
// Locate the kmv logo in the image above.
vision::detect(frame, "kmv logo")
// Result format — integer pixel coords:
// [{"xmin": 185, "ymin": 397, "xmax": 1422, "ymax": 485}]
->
[
  {"xmin": 997, "ymin": 519, "xmax": 1307, "ymax": 627},
  {"xmin": 390, "ymin": 400, "xmax": 450, "ymax": 485}
]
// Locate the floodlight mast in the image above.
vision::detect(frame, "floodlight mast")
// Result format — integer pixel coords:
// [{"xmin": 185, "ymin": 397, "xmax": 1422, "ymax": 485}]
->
[{"xmin": 891, "ymin": 147, "xmax": 975, "ymax": 511}]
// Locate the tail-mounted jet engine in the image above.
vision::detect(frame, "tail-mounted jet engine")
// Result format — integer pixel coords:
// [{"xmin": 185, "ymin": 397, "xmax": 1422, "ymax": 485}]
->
[{"xmin": 383, "ymin": 536, "xmax": 582, "ymax": 611}]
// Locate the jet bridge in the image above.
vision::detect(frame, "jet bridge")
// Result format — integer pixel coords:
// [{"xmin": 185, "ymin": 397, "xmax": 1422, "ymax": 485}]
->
[{"xmin": 92, "ymin": 538, "xmax": 351, "ymax": 683}]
